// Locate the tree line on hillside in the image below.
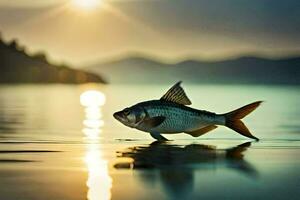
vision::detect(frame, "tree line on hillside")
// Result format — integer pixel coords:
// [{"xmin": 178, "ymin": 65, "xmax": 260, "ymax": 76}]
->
[{"xmin": 0, "ymin": 33, "xmax": 106, "ymax": 84}]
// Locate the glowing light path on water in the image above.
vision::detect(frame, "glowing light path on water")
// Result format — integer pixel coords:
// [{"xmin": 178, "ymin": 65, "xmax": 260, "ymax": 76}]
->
[{"xmin": 80, "ymin": 90, "xmax": 112, "ymax": 200}]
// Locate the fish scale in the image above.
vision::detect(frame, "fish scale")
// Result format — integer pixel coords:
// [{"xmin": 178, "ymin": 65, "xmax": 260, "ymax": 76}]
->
[{"xmin": 139, "ymin": 100, "xmax": 221, "ymax": 133}]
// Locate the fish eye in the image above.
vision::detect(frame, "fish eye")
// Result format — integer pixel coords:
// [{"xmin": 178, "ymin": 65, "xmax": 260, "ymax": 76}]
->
[{"xmin": 123, "ymin": 108, "xmax": 130, "ymax": 115}]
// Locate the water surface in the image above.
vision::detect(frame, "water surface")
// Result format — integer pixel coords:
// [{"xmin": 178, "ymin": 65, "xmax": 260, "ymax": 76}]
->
[{"xmin": 0, "ymin": 84, "xmax": 299, "ymax": 200}]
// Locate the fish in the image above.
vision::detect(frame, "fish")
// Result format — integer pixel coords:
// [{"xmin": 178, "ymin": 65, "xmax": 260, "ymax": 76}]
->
[{"xmin": 113, "ymin": 81, "xmax": 262, "ymax": 141}]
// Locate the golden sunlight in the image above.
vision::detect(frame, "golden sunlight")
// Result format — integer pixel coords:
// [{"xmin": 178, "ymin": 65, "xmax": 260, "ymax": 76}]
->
[
  {"xmin": 85, "ymin": 145, "xmax": 112, "ymax": 200},
  {"xmin": 80, "ymin": 90, "xmax": 112, "ymax": 200},
  {"xmin": 80, "ymin": 90, "xmax": 106, "ymax": 107},
  {"xmin": 80, "ymin": 90, "xmax": 105, "ymax": 140},
  {"xmin": 72, "ymin": 0, "xmax": 102, "ymax": 10}
]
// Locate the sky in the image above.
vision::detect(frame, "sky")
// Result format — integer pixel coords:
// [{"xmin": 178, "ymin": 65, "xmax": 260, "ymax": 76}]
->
[{"xmin": 0, "ymin": 0, "xmax": 299, "ymax": 66}]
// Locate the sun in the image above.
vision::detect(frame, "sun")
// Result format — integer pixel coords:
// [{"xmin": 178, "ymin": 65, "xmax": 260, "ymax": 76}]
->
[{"xmin": 72, "ymin": 0, "xmax": 102, "ymax": 10}]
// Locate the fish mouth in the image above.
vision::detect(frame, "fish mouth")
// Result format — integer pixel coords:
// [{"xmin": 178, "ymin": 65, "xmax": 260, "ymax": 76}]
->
[{"xmin": 113, "ymin": 111, "xmax": 123, "ymax": 121}]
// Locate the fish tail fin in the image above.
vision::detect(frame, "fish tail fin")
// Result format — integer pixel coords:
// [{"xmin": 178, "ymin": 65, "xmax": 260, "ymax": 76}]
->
[{"xmin": 224, "ymin": 101, "xmax": 263, "ymax": 140}]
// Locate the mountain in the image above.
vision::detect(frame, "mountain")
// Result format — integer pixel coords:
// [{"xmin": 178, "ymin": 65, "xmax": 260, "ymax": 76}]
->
[
  {"xmin": 86, "ymin": 55, "xmax": 300, "ymax": 84},
  {"xmin": 0, "ymin": 38, "xmax": 106, "ymax": 84}
]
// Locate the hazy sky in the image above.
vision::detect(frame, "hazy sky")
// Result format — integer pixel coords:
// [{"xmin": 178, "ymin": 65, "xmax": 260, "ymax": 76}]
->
[{"xmin": 0, "ymin": 0, "xmax": 299, "ymax": 65}]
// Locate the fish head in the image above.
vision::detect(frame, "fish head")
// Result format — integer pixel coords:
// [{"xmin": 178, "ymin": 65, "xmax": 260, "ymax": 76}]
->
[{"xmin": 113, "ymin": 106, "xmax": 146, "ymax": 128}]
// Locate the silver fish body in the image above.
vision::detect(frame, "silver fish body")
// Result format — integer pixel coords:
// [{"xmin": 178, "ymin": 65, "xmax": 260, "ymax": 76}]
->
[{"xmin": 134, "ymin": 100, "xmax": 225, "ymax": 134}]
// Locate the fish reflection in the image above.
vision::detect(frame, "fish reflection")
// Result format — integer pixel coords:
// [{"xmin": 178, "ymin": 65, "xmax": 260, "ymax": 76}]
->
[
  {"xmin": 80, "ymin": 90, "xmax": 112, "ymax": 200},
  {"xmin": 114, "ymin": 142, "xmax": 257, "ymax": 199}
]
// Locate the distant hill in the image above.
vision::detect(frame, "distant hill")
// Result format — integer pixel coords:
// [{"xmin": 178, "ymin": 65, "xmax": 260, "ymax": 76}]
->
[
  {"xmin": 86, "ymin": 55, "xmax": 300, "ymax": 84},
  {"xmin": 0, "ymin": 37, "xmax": 106, "ymax": 84}
]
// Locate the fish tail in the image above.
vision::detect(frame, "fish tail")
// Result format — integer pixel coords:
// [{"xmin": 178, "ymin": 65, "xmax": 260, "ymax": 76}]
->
[{"xmin": 223, "ymin": 101, "xmax": 263, "ymax": 140}]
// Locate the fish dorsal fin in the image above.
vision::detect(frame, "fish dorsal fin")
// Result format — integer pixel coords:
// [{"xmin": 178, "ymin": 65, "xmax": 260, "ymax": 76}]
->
[{"xmin": 160, "ymin": 81, "xmax": 192, "ymax": 105}]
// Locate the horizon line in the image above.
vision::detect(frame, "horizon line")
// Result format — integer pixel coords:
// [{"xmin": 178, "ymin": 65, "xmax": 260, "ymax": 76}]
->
[{"xmin": 1, "ymin": 34, "xmax": 300, "ymax": 68}]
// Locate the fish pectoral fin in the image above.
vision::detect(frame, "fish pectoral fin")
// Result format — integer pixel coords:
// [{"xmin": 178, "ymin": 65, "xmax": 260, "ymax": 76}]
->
[
  {"xmin": 160, "ymin": 81, "xmax": 192, "ymax": 105},
  {"xmin": 150, "ymin": 132, "xmax": 168, "ymax": 141},
  {"xmin": 185, "ymin": 125, "xmax": 218, "ymax": 137},
  {"xmin": 141, "ymin": 116, "xmax": 166, "ymax": 129}
]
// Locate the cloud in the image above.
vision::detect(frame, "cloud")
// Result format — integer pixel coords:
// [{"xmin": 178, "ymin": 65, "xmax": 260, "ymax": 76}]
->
[
  {"xmin": 0, "ymin": 0, "xmax": 67, "ymax": 8},
  {"xmin": 0, "ymin": 0, "xmax": 299, "ymax": 65},
  {"xmin": 113, "ymin": 0, "xmax": 300, "ymax": 44}
]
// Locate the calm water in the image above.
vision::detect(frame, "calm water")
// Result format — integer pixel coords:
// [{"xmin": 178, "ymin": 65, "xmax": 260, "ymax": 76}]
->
[{"xmin": 0, "ymin": 84, "xmax": 299, "ymax": 200}]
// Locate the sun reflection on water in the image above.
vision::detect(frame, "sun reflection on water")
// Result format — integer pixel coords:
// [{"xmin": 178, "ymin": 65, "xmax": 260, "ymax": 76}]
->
[
  {"xmin": 80, "ymin": 90, "xmax": 112, "ymax": 200},
  {"xmin": 80, "ymin": 90, "xmax": 105, "ymax": 140}
]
